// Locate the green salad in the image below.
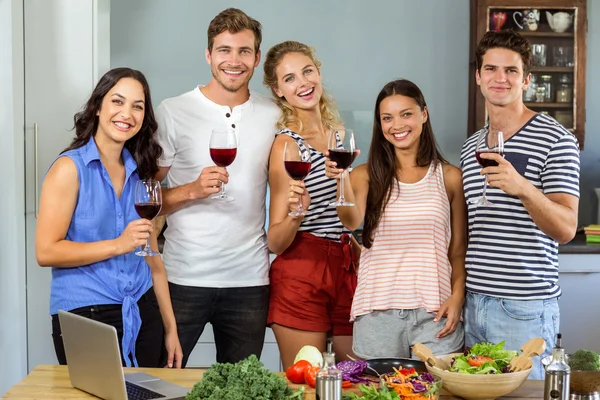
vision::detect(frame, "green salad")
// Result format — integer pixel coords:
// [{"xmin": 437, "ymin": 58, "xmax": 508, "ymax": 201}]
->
[{"xmin": 450, "ymin": 341, "xmax": 518, "ymax": 374}]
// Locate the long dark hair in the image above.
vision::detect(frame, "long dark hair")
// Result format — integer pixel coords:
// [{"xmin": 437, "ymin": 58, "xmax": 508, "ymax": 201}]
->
[
  {"xmin": 362, "ymin": 79, "xmax": 447, "ymax": 249},
  {"xmin": 63, "ymin": 67, "xmax": 162, "ymax": 179}
]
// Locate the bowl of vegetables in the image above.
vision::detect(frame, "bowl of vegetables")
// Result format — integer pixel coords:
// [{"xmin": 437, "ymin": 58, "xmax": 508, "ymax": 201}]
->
[
  {"xmin": 424, "ymin": 342, "xmax": 531, "ymax": 400},
  {"xmin": 342, "ymin": 370, "xmax": 442, "ymax": 400}
]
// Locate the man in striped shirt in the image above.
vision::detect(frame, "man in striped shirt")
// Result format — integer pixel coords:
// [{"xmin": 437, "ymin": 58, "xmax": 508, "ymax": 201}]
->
[{"xmin": 460, "ymin": 30, "xmax": 580, "ymax": 380}]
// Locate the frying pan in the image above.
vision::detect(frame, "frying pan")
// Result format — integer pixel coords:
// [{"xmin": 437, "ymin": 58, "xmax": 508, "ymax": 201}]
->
[{"xmin": 365, "ymin": 358, "xmax": 427, "ymax": 376}]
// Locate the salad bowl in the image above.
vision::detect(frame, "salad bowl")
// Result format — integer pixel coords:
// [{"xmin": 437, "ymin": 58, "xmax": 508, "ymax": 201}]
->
[{"xmin": 424, "ymin": 353, "xmax": 530, "ymax": 400}]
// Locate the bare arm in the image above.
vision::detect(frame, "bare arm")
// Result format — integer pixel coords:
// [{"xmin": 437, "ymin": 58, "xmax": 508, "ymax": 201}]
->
[
  {"xmin": 36, "ymin": 157, "xmax": 152, "ymax": 267},
  {"xmin": 156, "ymin": 165, "xmax": 230, "ymax": 216},
  {"xmin": 435, "ymin": 165, "xmax": 467, "ymax": 338},
  {"xmin": 267, "ymin": 136, "xmax": 308, "ymax": 254},
  {"xmin": 325, "ymin": 160, "xmax": 370, "ymax": 231},
  {"xmin": 482, "ymin": 152, "xmax": 578, "ymax": 244}
]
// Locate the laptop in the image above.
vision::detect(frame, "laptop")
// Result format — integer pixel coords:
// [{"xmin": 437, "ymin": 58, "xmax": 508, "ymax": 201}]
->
[{"xmin": 58, "ymin": 310, "xmax": 190, "ymax": 400}]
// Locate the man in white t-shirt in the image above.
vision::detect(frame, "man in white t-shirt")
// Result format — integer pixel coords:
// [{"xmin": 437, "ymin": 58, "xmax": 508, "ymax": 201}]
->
[{"xmin": 154, "ymin": 8, "xmax": 280, "ymax": 367}]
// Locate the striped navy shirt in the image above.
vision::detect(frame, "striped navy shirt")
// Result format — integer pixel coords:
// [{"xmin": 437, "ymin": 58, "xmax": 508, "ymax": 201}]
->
[
  {"xmin": 277, "ymin": 129, "xmax": 349, "ymax": 241},
  {"xmin": 460, "ymin": 114, "xmax": 580, "ymax": 300}
]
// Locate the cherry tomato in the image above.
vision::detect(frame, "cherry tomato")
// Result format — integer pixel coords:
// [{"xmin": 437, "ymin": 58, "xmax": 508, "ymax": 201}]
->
[
  {"xmin": 286, "ymin": 360, "xmax": 312, "ymax": 384},
  {"xmin": 342, "ymin": 380, "xmax": 353, "ymax": 388},
  {"xmin": 468, "ymin": 355, "xmax": 494, "ymax": 367}
]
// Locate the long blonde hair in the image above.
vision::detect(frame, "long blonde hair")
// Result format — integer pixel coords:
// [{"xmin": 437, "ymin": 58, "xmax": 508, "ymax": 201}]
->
[{"xmin": 263, "ymin": 41, "xmax": 341, "ymax": 133}]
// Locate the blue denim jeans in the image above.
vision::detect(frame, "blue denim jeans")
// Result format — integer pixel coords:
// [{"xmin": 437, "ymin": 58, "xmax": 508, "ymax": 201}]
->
[
  {"xmin": 463, "ymin": 291, "xmax": 560, "ymax": 380},
  {"xmin": 168, "ymin": 282, "xmax": 270, "ymax": 367}
]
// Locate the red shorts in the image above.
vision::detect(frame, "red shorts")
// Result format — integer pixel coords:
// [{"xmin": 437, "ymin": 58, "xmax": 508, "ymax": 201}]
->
[{"xmin": 268, "ymin": 232, "xmax": 358, "ymax": 336}]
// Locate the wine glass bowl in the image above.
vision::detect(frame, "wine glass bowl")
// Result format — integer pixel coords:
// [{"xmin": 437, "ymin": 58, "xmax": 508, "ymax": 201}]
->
[
  {"xmin": 134, "ymin": 179, "xmax": 162, "ymax": 256},
  {"xmin": 283, "ymin": 140, "xmax": 311, "ymax": 217},
  {"xmin": 473, "ymin": 128, "xmax": 504, "ymax": 206},
  {"xmin": 328, "ymin": 128, "xmax": 358, "ymax": 207},
  {"xmin": 209, "ymin": 128, "xmax": 237, "ymax": 201}
]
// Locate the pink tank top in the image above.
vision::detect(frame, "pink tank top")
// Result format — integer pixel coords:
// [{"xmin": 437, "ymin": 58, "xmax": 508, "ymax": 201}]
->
[{"xmin": 351, "ymin": 163, "xmax": 453, "ymax": 320}]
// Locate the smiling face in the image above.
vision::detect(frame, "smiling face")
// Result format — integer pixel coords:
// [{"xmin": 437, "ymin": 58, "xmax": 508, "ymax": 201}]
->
[
  {"xmin": 206, "ymin": 29, "xmax": 260, "ymax": 93},
  {"xmin": 95, "ymin": 77, "xmax": 145, "ymax": 144},
  {"xmin": 273, "ymin": 52, "xmax": 323, "ymax": 111},
  {"xmin": 379, "ymin": 94, "xmax": 428, "ymax": 152},
  {"xmin": 476, "ymin": 47, "xmax": 531, "ymax": 107}
]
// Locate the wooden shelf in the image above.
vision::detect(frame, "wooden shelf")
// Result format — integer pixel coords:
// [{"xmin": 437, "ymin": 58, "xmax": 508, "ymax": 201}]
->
[
  {"xmin": 519, "ymin": 31, "xmax": 574, "ymax": 37},
  {"xmin": 530, "ymin": 66, "xmax": 574, "ymax": 72},
  {"xmin": 525, "ymin": 102, "xmax": 574, "ymax": 108}
]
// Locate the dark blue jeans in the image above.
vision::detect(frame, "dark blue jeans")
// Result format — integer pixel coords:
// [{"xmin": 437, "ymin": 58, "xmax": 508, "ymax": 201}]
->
[{"xmin": 168, "ymin": 282, "xmax": 269, "ymax": 367}]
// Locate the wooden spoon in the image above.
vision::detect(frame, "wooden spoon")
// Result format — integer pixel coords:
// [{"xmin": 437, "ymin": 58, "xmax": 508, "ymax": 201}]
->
[
  {"xmin": 412, "ymin": 342, "xmax": 451, "ymax": 370},
  {"xmin": 508, "ymin": 337, "xmax": 546, "ymax": 372}
]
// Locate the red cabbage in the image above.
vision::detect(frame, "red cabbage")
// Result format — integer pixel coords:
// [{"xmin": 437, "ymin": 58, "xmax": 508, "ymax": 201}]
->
[{"xmin": 336, "ymin": 360, "xmax": 373, "ymax": 383}]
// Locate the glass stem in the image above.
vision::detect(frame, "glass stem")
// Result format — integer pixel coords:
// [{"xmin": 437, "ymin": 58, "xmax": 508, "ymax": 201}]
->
[
  {"xmin": 220, "ymin": 181, "xmax": 226, "ymax": 198},
  {"xmin": 144, "ymin": 238, "xmax": 151, "ymax": 252},
  {"xmin": 339, "ymin": 171, "xmax": 346, "ymax": 203},
  {"xmin": 482, "ymin": 174, "xmax": 488, "ymax": 200}
]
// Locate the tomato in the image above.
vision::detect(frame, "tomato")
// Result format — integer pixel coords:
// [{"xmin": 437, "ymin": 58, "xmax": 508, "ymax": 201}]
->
[
  {"xmin": 468, "ymin": 355, "xmax": 494, "ymax": 367},
  {"xmin": 342, "ymin": 380, "xmax": 353, "ymax": 388},
  {"xmin": 304, "ymin": 366, "xmax": 319, "ymax": 388},
  {"xmin": 286, "ymin": 360, "xmax": 312, "ymax": 384},
  {"xmin": 399, "ymin": 367, "xmax": 416, "ymax": 376}
]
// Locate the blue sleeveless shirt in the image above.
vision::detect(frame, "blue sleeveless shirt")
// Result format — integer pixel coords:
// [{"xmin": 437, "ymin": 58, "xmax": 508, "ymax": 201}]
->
[{"xmin": 48, "ymin": 138, "xmax": 152, "ymax": 367}]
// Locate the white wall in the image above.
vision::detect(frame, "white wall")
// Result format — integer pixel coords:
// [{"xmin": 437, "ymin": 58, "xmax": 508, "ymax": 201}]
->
[{"xmin": 0, "ymin": 0, "xmax": 28, "ymax": 395}]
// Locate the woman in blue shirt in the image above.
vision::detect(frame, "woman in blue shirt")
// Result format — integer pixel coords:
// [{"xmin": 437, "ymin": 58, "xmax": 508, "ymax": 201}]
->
[{"xmin": 36, "ymin": 67, "xmax": 182, "ymax": 368}]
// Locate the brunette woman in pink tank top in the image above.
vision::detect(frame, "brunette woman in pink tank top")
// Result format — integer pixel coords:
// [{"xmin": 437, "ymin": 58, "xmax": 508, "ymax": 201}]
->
[{"xmin": 325, "ymin": 79, "xmax": 467, "ymax": 359}]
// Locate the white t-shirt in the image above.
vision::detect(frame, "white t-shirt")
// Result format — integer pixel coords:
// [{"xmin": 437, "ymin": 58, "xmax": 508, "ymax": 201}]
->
[{"xmin": 155, "ymin": 86, "xmax": 280, "ymax": 287}]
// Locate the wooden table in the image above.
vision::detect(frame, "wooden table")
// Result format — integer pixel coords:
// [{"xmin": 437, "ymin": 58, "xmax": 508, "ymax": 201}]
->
[{"xmin": 3, "ymin": 364, "xmax": 546, "ymax": 399}]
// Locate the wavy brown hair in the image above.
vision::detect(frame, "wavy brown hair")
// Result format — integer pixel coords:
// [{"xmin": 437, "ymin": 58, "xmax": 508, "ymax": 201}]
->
[
  {"xmin": 263, "ymin": 41, "xmax": 341, "ymax": 133},
  {"xmin": 62, "ymin": 67, "xmax": 162, "ymax": 180},
  {"xmin": 207, "ymin": 8, "xmax": 262, "ymax": 53},
  {"xmin": 362, "ymin": 79, "xmax": 447, "ymax": 249}
]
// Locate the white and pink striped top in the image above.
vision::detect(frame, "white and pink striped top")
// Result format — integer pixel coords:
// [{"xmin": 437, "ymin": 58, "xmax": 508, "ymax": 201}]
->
[{"xmin": 350, "ymin": 163, "xmax": 453, "ymax": 321}]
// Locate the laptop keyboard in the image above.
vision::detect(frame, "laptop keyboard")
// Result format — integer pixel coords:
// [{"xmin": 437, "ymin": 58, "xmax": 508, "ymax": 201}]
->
[{"xmin": 125, "ymin": 381, "xmax": 164, "ymax": 400}]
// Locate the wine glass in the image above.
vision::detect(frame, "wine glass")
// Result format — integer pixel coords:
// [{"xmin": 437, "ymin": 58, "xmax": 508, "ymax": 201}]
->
[
  {"xmin": 328, "ymin": 128, "xmax": 358, "ymax": 207},
  {"xmin": 473, "ymin": 128, "xmax": 504, "ymax": 206},
  {"xmin": 134, "ymin": 179, "xmax": 162, "ymax": 256},
  {"xmin": 283, "ymin": 140, "xmax": 312, "ymax": 217},
  {"xmin": 209, "ymin": 128, "xmax": 237, "ymax": 202}
]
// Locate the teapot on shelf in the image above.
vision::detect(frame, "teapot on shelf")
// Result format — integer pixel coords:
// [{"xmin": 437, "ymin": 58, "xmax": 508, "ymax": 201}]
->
[{"xmin": 546, "ymin": 11, "xmax": 573, "ymax": 33}]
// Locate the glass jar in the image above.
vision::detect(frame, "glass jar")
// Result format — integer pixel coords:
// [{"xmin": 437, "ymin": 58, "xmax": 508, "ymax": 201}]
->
[
  {"xmin": 555, "ymin": 74, "xmax": 573, "ymax": 103},
  {"xmin": 536, "ymin": 85, "xmax": 546, "ymax": 103},
  {"xmin": 539, "ymin": 75, "xmax": 553, "ymax": 102},
  {"xmin": 555, "ymin": 110, "xmax": 573, "ymax": 129},
  {"xmin": 523, "ymin": 73, "xmax": 538, "ymax": 102}
]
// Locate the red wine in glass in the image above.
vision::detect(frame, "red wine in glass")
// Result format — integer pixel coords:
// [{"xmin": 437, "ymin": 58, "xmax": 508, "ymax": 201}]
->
[
  {"xmin": 284, "ymin": 161, "xmax": 311, "ymax": 181},
  {"xmin": 134, "ymin": 203, "xmax": 161, "ymax": 220},
  {"xmin": 475, "ymin": 150, "xmax": 504, "ymax": 168},
  {"xmin": 283, "ymin": 140, "xmax": 311, "ymax": 217},
  {"xmin": 134, "ymin": 179, "xmax": 162, "ymax": 256},
  {"xmin": 209, "ymin": 128, "xmax": 237, "ymax": 201},
  {"xmin": 473, "ymin": 129, "xmax": 504, "ymax": 206},
  {"xmin": 328, "ymin": 128, "xmax": 358, "ymax": 207},
  {"xmin": 328, "ymin": 149, "xmax": 358, "ymax": 170},
  {"xmin": 210, "ymin": 148, "xmax": 237, "ymax": 167}
]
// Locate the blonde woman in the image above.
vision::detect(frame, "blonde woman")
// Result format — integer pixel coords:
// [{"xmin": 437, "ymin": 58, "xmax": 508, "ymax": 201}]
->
[{"xmin": 263, "ymin": 41, "xmax": 358, "ymax": 369}]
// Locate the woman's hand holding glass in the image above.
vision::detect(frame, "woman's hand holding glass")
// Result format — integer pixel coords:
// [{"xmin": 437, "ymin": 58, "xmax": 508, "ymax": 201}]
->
[{"xmin": 115, "ymin": 219, "xmax": 154, "ymax": 255}]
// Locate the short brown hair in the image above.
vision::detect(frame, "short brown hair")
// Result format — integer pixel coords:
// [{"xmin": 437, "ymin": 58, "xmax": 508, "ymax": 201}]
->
[
  {"xmin": 476, "ymin": 30, "xmax": 532, "ymax": 77},
  {"xmin": 207, "ymin": 8, "xmax": 262, "ymax": 53}
]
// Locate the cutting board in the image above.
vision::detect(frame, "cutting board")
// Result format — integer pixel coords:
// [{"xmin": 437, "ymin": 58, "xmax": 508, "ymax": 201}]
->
[{"xmin": 284, "ymin": 375, "xmax": 368, "ymax": 399}]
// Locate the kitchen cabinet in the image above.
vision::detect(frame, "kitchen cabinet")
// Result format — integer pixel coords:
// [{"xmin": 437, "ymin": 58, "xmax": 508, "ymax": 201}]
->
[{"xmin": 469, "ymin": 0, "xmax": 587, "ymax": 147}]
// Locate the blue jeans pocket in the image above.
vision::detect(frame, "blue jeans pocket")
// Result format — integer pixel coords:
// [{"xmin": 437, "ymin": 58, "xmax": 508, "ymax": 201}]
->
[{"xmin": 500, "ymin": 299, "xmax": 543, "ymax": 321}]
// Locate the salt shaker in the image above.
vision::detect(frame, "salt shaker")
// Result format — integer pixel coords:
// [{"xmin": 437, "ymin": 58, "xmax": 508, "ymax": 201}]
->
[
  {"xmin": 544, "ymin": 333, "xmax": 570, "ymax": 400},
  {"xmin": 316, "ymin": 338, "xmax": 342, "ymax": 400}
]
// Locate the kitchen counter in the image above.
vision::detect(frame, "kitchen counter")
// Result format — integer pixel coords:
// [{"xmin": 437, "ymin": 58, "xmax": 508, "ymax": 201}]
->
[{"xmin": 3, "ymin": 364, "xmax": 546, "ymax": 399}]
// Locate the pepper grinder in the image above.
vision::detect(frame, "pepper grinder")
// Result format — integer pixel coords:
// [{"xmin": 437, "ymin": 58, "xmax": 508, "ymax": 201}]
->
[{"xmin": 544, "ymin": 333, "xmax": 570, "ymax": 400}]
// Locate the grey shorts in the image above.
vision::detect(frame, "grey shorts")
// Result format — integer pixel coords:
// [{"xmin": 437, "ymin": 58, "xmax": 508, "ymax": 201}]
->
[{"xmin": 352, "ymin": 308, "xmax": 464, "ymax": 359}]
